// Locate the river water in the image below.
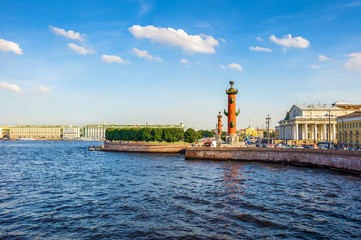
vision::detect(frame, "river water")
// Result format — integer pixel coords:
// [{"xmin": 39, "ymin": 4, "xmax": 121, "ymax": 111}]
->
[{"xmin": 0, "ymin": 141, "xmax": 360, "ymax": 239}]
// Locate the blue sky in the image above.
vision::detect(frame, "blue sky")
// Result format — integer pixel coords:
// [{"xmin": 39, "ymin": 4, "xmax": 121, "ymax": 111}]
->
[{"xmin": 1, "ymin": 0, "xmax": 361, "ymax": 129}]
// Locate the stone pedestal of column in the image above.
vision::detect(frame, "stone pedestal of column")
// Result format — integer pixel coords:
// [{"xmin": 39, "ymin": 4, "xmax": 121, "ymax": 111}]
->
[{"xmin": 226, "ymin": 134, "xmax": 239, "ymax": 145}]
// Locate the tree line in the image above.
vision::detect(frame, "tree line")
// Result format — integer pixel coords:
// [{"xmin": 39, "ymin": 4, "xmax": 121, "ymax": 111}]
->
[{"xmin": 105, "ymin": 128, "xmax": 215, "ymax": 143}]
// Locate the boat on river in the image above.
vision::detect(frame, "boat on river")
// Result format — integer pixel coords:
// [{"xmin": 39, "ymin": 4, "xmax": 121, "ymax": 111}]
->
[
  {"xmin": 16, "ymin": 138, "xmax": 37, "ymax": 141},
  {"xmin": 88, "ymin": 145, "xmax": 102, "ymax": 151}
]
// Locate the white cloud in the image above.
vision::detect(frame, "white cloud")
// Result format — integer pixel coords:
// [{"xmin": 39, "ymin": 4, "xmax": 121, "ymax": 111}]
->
[
  {"xmin": 249, "ymin": 46, "xmax": 272, "ymax": 52},
  {"xmin": 128, "ymin": 25, "xmax": 219, "ymax": 54},
  {"xmin": 0, "ymin": 38, "xmax": 23, "ymax": 55},
  {"xmin": 180, "ymin": 58, "xmax": 190, "ymax": 64},
  {"xmin": 310, "ymin": 65, "xmax": 319, "ymax": 69},
  {"xmin": 101, "ymin": 54, "xmax": 129, "ymax": 64},
  {"xmin": 256, "ymin": 37, "xmax": 263, "ymax": 41},
  {"xmin": 318, "ymin": 55, "xmax": 331, "ymax": 61},
  {"xmin": 49, "ymin": 26, "xmax": 85, "ymax": 41},
  {"xmin": 220, "ymin": 63, "xmax": 243, "ymax": 71},
  {"xmin": 219, "ymin": 38, "xmax": 226, "ymax": 43},
  {"xmin": 139, "ymin": 0, "xmax": 152, "ymax": 16},
  {"xmin": 67, "ymin": 43, "xmax": 96, "ymax": 55},
  {"xmin": 37, "ymin": 86, "xmax": 49, "ymax": 93},
  {"xmin": 344, "ymin": 52, "xmax": 361, "ymax": 71},
  {"xmin": 132, "ymin": 48, "xmax": 162, "ymax": 61},
  {"xmin": 0, "ymin": 81, "xmax": 23, "ymax": 93},
  {"xmin": 228, "ymin": 63, "xmax": 243, "ymax": 71},
  {"xmin": 269, "ymin": 34, "xmax": 310, "ymax": 48}
]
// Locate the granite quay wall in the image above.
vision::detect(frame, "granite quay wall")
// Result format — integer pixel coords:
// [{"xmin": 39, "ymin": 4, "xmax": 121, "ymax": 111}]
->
[
  {"xmin": 103, "ymin": 142, "xmax": 189, "ymax": 153},
  {"xmin": 185, "ymin": 147, "xmax": 361, "ymax": 173}
]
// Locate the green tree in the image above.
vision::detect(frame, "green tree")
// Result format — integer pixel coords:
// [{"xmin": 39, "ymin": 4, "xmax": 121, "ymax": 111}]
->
[
  {"xmin": 198, "ymin": 130, "xmax": 215, "ymax": 138},
  {"xmin": 151, "ymin": 128, "xmax": 163, "ymax": 142},
  {"xmin": 184, "ymin": 128, "xmax": 198, "ymax": 143},
  {"xmin": 162, "ymin": 128, "xmax": 175, "ymax": 142},
  {"xmin": 120, "ymin": 129, "xmax": 130, "ymax": 141},
  {"xmin": 140, "ymin": 128, "xmax": 152, "ymax": 142},
  {"xmin": 128, "ymin": 129, "xmax": 137, "ymax": 141},
  {"xmin": 172, "ymin": 128, "xmax": 184, "ymax": 141},
  {"xmin": 105, "ymin": 128, "xmax": 114, "ymax": 141}
]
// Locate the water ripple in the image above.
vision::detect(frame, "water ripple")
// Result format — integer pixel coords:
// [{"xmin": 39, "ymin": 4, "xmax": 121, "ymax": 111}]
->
[{"xmin": 0, "ymin": 141, "xmax": 360, "ymax": 239}]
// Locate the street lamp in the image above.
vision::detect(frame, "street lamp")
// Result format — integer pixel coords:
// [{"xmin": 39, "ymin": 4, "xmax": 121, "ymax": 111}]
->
[
  {"xmin": 325, "ymin": 110, "xmax": 332, "ymax": 149},
  {"xmin": 266, "ymin": 114, "xmax": 271, "ymax": 145}
]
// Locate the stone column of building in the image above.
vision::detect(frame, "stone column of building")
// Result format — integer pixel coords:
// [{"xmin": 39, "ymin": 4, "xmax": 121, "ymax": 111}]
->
[
  {"xmin": 314, "ymin": 124, "xmax": 317, "ymax": 141},
  {"xmin": 304, "ymin": 124, "xmax": 308, "ymax": 140},
  {"xmin": 295, "ymin": 124, "xmax": 298, "ymax": 140},
  {"xmin": 323, "ymin": 124, "xmax": 327, "ymax": 141},
  {"xmin": 280, "ymin": 123, "xmax": 286, "ymax": 140},
  {"xmin": 333, "ymin": 124, "xmax": 336, "ymax": 140},
  {"xmin": 224, "ymin": 81, "xmax": 240, "ymax": 145},
  {"xmin": 283, "ymin": 123, "xmax": 287, "ymax": 140}
]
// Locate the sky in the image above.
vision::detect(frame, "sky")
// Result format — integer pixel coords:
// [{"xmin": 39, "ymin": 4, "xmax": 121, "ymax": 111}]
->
[{"xmin": 1, "ymin": 0, "xmax": 361, "ymax": 129}]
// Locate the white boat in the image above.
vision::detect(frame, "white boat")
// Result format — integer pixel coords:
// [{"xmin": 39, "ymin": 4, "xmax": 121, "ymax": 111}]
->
[
  {"xmin": 81, "ymin": 138, "xmax": 101, "ymax": 141},
  {"xmin": 16, "ymin": 138, "xmax": 37, "ymax": 141}
]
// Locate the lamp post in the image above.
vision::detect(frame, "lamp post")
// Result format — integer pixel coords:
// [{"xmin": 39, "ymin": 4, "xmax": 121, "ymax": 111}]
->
[
  {"xmin": 325, "ymin": 110, "xmax": 332, "ymax": 149},
  {"xmin": 341, "ymin": 118, "xmax": 344, "ymax": 149},
  {"xmin": 283, "ymin": 121, "xmax": 286, "ymax": 146},
  {"xmin": 266, "ymin": 114, "xmax": 271, "ymax": 145}
]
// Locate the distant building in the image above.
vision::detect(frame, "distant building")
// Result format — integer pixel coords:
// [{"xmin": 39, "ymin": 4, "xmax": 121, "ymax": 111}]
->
[
  {"xmin": 0, "ymin": 127, "xmax": 10, "ymax": 138},
  {"xmin": 337, "ymin": 111, "xmax": 361, "ymax": 149},
  {"xmin": 83, "ymin": 123, "xmax": 185, "ymax": 139},
  {"xmin": 238, "ymin": 128, "xmax": 264, "ymax": 138},
  {"xmin": 9, "ymin": 126, "xmax": 62, "ymax": 139},
  {"xmin": 62, "ymin": 127, "xmax": 80, "ymax": 139},
  {"xmin": 83, "ymin": 124, "xmax": 107, "ymax": 139},
  {"xmin": 277, "ymin": 101, "xmax": 359, "ymax": 144}
]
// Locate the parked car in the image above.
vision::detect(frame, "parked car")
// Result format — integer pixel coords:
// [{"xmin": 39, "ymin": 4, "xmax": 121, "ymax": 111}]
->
[{"xmin": 293, "ymin": 145, "xmax": 304, "ymax": 149}]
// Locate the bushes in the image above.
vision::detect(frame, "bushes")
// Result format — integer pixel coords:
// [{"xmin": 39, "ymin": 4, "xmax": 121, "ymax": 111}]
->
[{"xmin": 106, "ymin": 127, "xmax": 185, "ymax": 143}]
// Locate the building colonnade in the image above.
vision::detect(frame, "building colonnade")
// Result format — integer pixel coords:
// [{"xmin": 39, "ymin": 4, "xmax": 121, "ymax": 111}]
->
[{"xmin": 279, "ymin": 122, "xmax": 337, "ymax": 141}]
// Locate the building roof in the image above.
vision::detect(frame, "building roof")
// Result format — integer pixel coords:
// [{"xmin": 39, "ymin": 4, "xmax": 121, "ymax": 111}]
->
[
  {"xmin": 332, "ymin": 100, "xmax": 361, "ymax": 109},
  {"xmin": 337, "ymin": 111, "xmax": 361, "ymax": 119},
  {"xmin": 332, "ymin": 100, "xmax": 352, "ymax": 106},
  {"xmin": 294, "ymin": 104, "xmax": 341, "ymax": 111}
]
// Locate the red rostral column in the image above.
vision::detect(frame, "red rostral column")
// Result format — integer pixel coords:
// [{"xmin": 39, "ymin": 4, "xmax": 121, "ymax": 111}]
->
[
  {"xmin": 217, "ymin": 111, "xmax": 222, "ymax": 137},
  {"xmin": 224, "ymin": 81, "xmax": 240, "ymax": 144}
]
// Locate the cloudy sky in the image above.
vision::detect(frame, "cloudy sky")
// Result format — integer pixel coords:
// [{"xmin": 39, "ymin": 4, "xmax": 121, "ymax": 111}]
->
[{"xmin": 1, "ymin": 0, "xmax": 361, "ymax": 129}]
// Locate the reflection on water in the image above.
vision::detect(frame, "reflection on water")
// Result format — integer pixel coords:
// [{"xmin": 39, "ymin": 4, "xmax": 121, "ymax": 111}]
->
[
  {"xmin": 0, "ymin": 141, "xmax": 360, "ymax": 239},
  {"xmin": 222, "ymin": 163, "xmax": 249, "ymax": 198}
]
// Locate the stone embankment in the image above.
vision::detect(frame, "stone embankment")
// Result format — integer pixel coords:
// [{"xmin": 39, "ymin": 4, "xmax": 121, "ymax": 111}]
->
[
  {"xmin": 185, "ymin": 147, "xmax": 361, "ymax": 173},
  {"xmin": 103, "ymin": 141, "xmax": 189, "ymax": 153}
]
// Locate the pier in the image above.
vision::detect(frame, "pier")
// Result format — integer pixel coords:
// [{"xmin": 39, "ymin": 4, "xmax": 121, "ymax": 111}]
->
[
  {"xmin": 103, "ymin": 141, "xmax": 189, "ymax": 153},
  {"xmin": 185, "ymin": 147, "xmax": 361, "ymax": 173}
]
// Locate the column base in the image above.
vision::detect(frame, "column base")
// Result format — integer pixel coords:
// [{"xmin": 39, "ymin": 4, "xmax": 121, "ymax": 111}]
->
[{"xmin": 226, "ymin": 134, "xmax": 239, "ymax": 145}]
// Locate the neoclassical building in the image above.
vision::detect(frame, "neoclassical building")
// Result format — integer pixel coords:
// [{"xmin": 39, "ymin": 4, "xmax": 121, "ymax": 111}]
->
[
  {"xmin": 9, "ymin": 125, "xmax": 62, "ymax": 139},
  {"xmin": 277, "ymin": 101, "xmax": 360, "ymax": 143},
  {"xmin": 337, "ymin": 111, "xmax": 361, "ymax": 148}
]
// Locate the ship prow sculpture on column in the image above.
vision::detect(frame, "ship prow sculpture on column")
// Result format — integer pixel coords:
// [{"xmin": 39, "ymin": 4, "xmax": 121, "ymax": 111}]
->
[{"xmin": 223, "ymin": 81, "xmax": 242, "ymax": 146}]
